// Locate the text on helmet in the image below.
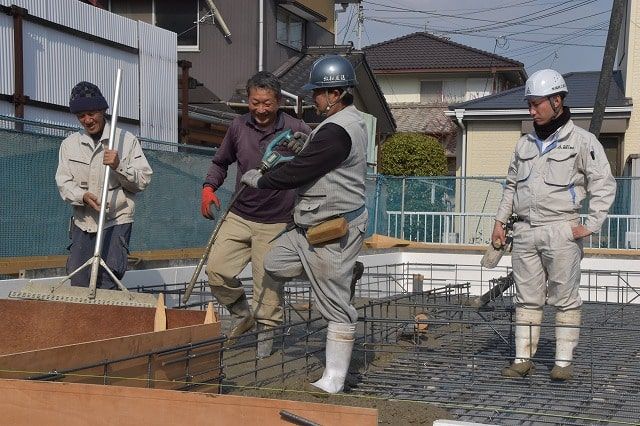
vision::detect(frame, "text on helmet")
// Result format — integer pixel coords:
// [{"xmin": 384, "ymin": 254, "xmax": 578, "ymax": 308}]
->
[{"xmin": 323, "ymin": 75, "xmax": 346, "ymax": 82}]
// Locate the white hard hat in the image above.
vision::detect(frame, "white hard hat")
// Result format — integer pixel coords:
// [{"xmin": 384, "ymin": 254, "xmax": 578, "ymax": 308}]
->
[{"xmin": 524, "ymin": 69, "xmax": 568, "ymax": 99}]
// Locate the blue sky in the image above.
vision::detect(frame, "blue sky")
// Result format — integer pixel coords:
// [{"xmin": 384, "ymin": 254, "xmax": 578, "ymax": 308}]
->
[{"xmin": 336, "ymin": 0, "xmax": 613, "ymax": 75}]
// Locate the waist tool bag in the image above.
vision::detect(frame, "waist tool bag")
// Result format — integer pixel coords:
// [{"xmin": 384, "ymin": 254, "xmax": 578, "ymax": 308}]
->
[{"xmin": 305, "ymin": 217, "xmax": 348, "ymax": 245}]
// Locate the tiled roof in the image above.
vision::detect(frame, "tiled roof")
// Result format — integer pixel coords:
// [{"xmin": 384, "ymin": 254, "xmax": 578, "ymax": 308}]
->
[
  {"xmin": 450, "ymin": 70, "xmax": 630, "ymax": 110},
  {"xmin": 390, "ymin": 104, "xmax": 457, "ymax": 157},
  {"xmin": 364, "ymin": 32, "xmax": 524, "ymax": 72},
  {"xmin": 267, "ymin": 46, "xmax": 396, "ymax": 132}
]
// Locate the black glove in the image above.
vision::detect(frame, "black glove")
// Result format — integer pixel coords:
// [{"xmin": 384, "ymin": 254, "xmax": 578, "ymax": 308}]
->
[{"xmin": 286, "ymin": 131, "xmax": 309, "ymax": 154}]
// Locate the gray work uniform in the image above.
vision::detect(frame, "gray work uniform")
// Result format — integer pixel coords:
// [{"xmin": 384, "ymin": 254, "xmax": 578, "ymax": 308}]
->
[
  {"xmin": 55, "ymin": 123, "xmax": 152, "ymax": 287},
  {"xmin": 496, "ymin": 120, "xmax": 615, "ymax": 310},
  {"xmin": 265, "ymin": 105, "xmax": 368, "ymax": 324}
]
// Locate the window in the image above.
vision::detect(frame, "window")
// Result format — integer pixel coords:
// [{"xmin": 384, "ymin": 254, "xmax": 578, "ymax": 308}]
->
[
  {"xmin": 420, "ymin": 81, "xmax": 443, "ymax": 104},
  {"xmin": 277, "ymin": 8, "xmax": 304, "ymax": 51},
  {"xmin": 109, "ymin": 0, "xmax": 200, "ymax": 50},
  {"xmin": 600, "ymin": 135, "xmax": 622, "ymax": 176}
]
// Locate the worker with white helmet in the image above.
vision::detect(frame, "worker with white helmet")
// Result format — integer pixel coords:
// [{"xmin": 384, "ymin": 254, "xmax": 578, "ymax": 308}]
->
[
  {"xmin": 241, "ymin": 54, "xmax": 368, "ymax": 393},
  {"xmin": 492, "ymin": 69, "xmax": 616, "ymax": 381}
]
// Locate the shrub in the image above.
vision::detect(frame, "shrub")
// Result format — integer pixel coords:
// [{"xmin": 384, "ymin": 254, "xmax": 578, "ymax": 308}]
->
[{"xmin": 379, "ymin": 132, "xmax": 448, "ymax": 176}]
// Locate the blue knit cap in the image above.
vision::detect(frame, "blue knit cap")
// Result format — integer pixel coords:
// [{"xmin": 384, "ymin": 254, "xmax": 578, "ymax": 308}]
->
[{"xmin": 69, "ymin": 81, "xmax": 109, "ymax": 113}]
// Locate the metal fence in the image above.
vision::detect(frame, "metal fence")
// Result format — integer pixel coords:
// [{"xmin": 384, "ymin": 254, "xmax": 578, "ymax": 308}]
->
[
  {"xmin": 1, "ymin": 115, "xmax": 638, "ymax": 258},
  {"xmin": 370, "ymin": 175, "xmax": 640, "ymax": 249}
]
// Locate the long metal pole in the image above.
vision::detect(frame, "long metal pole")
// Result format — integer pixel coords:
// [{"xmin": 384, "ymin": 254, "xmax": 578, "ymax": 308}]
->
[{"xmin": 89, "ymin": 68, "xmax": 122, "ymax": 296}]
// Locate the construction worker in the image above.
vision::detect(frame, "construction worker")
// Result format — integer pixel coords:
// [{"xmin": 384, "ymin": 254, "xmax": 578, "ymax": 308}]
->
[
  {"xmin": 493, "ymin": 69, "xmax": 616, "ymax": 381},
  {"xmin": 241, "ymin": 54, "xmax": 368, "ymax": 393},
  {"xmin": 55, "ymin": 81, "xmax": 152, "ymax": 288},
  {"xmin": 201, "ymin": 71, "xmax": 311, "ymax": 357}
]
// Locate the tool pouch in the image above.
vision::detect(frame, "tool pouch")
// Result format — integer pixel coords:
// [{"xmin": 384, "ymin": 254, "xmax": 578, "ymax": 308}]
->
[{"xmin": 305, "ymin": 217, "xmax": 348, "ymax": 246}]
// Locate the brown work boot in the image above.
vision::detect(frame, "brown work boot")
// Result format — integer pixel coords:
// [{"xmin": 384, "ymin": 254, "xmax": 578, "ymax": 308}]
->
[
  {"xmin": 501, "ymin": 360, "xmax": 535, "ymax": 378},
  {"xmin": 550, "ymin": 364, "xmax": 573, "ymax": 381},
  {"xmin": 350, "ymin": 261, "xmax": 365, "ymax": 300},
  {"xmin": 225, "ymin": 294, "xmax": 255, "ymax": 344}
]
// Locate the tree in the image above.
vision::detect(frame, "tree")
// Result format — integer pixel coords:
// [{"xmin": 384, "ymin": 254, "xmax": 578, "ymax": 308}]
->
[
  {"xmin": 378, "ymin": 133, "xmax": 451, "ymax": 241},
  {"xmin": 379, "ymin": 132, "xmax": 448, "ymax": 176}
]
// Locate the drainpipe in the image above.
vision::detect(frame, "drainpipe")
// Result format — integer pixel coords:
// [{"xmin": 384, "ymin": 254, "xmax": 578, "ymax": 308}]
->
[
  {"xmin": 455, "ymin": 108, "xmax": 467, "ymax": 243},
  {"xmin": 258, "ymin": 0, "xmax": 264, "ymax": 71},
  {"xmin": 178, "ymin": 60, "xmax": 192, "ymax": 144}
]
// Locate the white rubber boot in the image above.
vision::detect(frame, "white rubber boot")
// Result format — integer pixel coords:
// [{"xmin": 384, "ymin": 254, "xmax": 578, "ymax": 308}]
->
[
  {"xmin": 551, "ymin": 309, "xmax": 581, "ymax": 381},
  {"xmin": 310, "ymin": 322, "xmax": 356, "ymax": 394},
  {"xmin": 502, "ymin": 307, "xmax": 542, "ymax": 378}
]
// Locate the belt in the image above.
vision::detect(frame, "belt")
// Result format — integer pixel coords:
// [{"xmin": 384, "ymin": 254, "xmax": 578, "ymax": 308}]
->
[{"xmin": 343, "ymin": 205, "xmax": 366, "ymax": 222}]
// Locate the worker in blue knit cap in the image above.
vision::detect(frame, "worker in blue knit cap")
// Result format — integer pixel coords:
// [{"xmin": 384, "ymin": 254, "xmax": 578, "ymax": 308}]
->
[{"xmin": 55, "ymin": 81, "xmax": 152, "ymax": 288}]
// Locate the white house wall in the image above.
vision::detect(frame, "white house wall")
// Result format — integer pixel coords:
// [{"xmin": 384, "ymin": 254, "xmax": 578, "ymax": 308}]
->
[
  {"xmin": 377, "ymin": 74, "xmax": 421, "ymax": 103},
  {"xmin": 377, "ymin": 73, "xmax": 495, "ymax": 105},
  {"xmin": 466, "ymin": 78, "xmax": 494, "ymax": 101}
]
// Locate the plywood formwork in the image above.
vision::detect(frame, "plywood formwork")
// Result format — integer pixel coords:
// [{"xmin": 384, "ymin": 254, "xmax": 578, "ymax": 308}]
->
[
  {"xmin": 0, "ymin": 379, "xmax": 378, "ymax": 425},
  {"xmin": 0, "ymin": 299, "xmax": 222, "ymax": 391}
]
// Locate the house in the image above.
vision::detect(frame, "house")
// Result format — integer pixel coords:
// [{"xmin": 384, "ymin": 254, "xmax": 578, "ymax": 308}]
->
[
  {"xmin": 444, "ymin": 0, "xmax": 640, "ymax": 246},
  {"xmin": 363, "ymin": 31, "xmax": 527, "ymax": 174},
  {"xmin": 100, "ymin": 0, "xmax": 394, "ymax": 150}
]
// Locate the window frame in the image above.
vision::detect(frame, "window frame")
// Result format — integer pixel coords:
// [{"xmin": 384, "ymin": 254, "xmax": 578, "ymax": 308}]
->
[
  {"xmin": 108, "ymin": 0, "xmax": 200, "ymax": 51},
  {"xmin": 276, "ymin": 7, "xmax": 305, "ymax": 51}
]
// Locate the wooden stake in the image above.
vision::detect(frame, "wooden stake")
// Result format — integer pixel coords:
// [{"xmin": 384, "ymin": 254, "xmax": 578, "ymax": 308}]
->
[
  {"xmin": 154, "ymin": 293, "xmax": 166, "ymax": 332},
  {"xmin": 204, "ymin": 302, "xmax": 218, "ymax": 324}
]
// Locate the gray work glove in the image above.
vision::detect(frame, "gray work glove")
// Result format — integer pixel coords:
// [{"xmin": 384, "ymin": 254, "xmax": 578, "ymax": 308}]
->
[
  {"xmin": 241, "ymin": 169, "xmax": 262, "ymax": 188},
  {"xmin": 286, "ymin": 131, "xmax": 309, "ymax": 154}
]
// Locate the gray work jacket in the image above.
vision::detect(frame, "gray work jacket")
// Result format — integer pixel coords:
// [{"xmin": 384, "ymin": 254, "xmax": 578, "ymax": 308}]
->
[
  {"xmin": 496, "ymin": 120, "xmax": 616, "ymax": 233},
  {"xmin": 294, "ymin": 105, "xmax": 368, "ymax": 227},
  {"xmin": 55, "ymin": 123, "xmax": 152, "ymax": 232}
]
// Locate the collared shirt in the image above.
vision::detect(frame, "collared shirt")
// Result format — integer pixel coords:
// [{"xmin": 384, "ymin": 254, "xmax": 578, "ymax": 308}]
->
[
  {"xmin": 204, "ymin": 111, "xmax": 311, "ymax": 224},
  {"xmin": 496, "ymin": 119, "xmax": 616, "ymax": 232},
  {"xmin": 55, "ymin": 122, "xmax": 152, "ymax": 232}
]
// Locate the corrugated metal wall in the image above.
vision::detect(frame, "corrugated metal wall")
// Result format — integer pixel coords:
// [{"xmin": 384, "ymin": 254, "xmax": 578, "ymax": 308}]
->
[
  {"xmin": 0, "ymin": 13, "xmax": 13, "ymax": 96},
  {"xmin": 22, "ymin": 21, "xmax": 140, "ymax": 120},
  {"xmin": 0, "ymin": 0, "xmax": 177, "ymax": 142},
  {"xmin": 138, "ymin": 20, "xmax": 178, "ymax": 142}
]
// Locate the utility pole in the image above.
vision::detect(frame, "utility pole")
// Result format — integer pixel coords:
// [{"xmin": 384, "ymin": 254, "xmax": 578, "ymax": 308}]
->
[
  {"xmin": 589, "ymin": 0, "xmax": 626, "ymax": 139},
  {"xmin": 356, "ymin": 2, "xmax": 363, "ymax": 50}
]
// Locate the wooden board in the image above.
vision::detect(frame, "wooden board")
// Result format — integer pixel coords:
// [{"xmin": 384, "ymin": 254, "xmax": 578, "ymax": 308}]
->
[
  {"xmin": 0, "ymin": 379, "xmax": 378, "ymax": 426},
  {"xmin": 0, "ymin": 299, "xmax": 221, "ymax": 391},
  {"xmin": 0, "ymin": 299, "xmax": 207, "ymax": 355},
  {"xmin": 0, "ymin": 247, "xmax": 205, "ymax": 274}
]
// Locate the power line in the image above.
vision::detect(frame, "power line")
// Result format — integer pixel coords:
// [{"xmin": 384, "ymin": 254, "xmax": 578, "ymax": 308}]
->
[{"xmin": 365, "ymin": 18, "xmax": 607, "ymax": 48}]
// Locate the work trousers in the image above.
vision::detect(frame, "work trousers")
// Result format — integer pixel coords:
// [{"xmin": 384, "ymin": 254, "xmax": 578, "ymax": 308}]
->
[
  {"xmin": 205, "ymin": 212, "xmax": 286, "ymax": 327},
  {"xmin": 511, "ymin": 220, "xmax": 583, "ymax": 311},
  {"xmin": 264, "ymin": 211, "xmax": 367, "ymax": 324},
  {"xmin": 66, "ymin": 222, "xmax": 132, "ymax": 289}
]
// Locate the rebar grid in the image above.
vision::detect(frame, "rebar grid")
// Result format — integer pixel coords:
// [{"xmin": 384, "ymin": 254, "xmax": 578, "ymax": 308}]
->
[
  {"xmin": 132, "ymin": 262, "xmax": 640, "ymax": 424},
  {"xmin": 352, "ymin": 292, "xmax": 640, "ymax": 425}
]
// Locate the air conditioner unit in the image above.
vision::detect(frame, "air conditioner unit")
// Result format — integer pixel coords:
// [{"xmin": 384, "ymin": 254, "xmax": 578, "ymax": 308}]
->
[{"xmin": 625, "ymin": 232, "xmax": 640, "ymax": 249}]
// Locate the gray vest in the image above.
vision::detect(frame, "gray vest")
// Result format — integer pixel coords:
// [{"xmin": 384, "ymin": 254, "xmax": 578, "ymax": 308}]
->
[{"xmin": 294, "ymin": 105, "xmax": 368, "ymax": 227}]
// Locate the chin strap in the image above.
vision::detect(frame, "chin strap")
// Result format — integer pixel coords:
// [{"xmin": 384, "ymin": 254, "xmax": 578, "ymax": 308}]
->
[{"xmin": 320, "ymin": 89, "xmax": 348, "ymax": 115}]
